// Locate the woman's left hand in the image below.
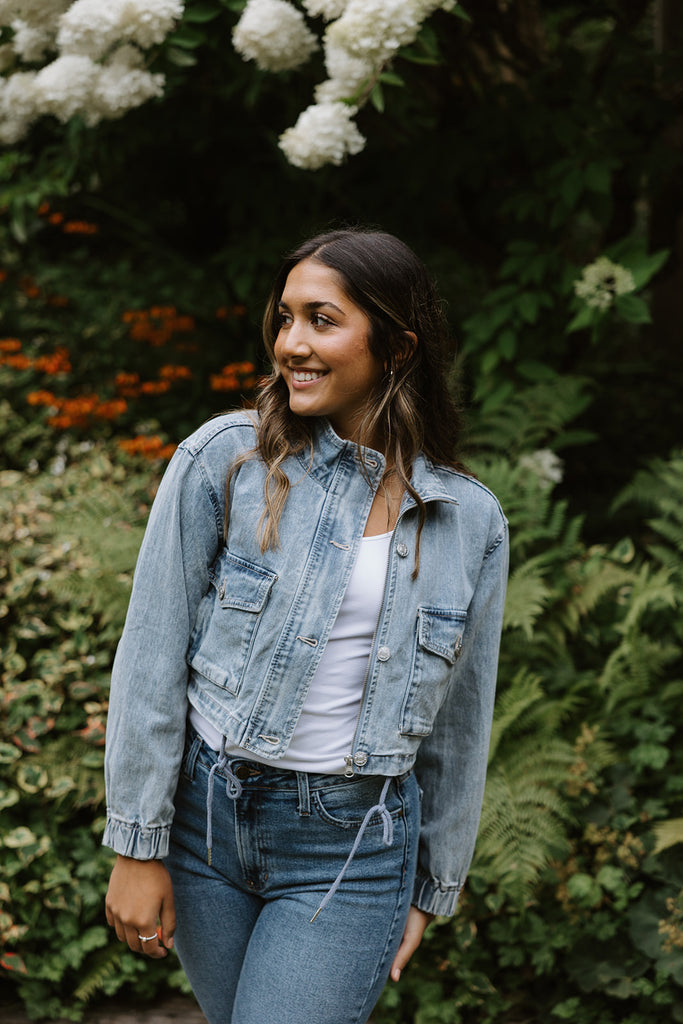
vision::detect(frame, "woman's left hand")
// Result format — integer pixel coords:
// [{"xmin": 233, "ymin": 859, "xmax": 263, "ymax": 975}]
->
[{"xmin": 390, "ymin": 905, "xmax": 434, "ymax": 982}]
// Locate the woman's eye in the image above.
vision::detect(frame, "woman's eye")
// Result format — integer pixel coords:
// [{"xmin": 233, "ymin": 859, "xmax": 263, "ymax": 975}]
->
[
  {"xmin": 277, "ymin": 312, "xmax": 292, "ymax": 327},
  {"xmin": 312, "ymin": 313, "xmax": 333, "ymax": 328}
]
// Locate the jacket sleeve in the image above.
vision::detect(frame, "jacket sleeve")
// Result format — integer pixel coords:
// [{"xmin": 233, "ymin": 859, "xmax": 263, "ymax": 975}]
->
[
  {"xmin": 103, "ymin": 446, "xmax": 223, "ymax": 859},
  {"xmin": 412, "ymin": 515, "xmax": 508, "ymax": 916}
]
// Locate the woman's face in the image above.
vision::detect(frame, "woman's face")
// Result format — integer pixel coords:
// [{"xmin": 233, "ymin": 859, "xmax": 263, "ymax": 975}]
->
[{"xmin": 274, "ymin": 259, "xmax": 384, "ymax": 442}]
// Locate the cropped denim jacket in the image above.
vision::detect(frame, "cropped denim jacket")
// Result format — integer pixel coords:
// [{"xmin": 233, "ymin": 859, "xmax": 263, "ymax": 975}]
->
[{"xmin": 103, "ymin": 412, "xmax": 508, "ymax": 917}]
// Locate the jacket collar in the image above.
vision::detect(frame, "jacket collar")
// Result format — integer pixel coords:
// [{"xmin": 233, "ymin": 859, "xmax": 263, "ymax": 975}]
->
[{"xmin": 301, "ymin": 419, "xmax": 459, "ymax": 507}]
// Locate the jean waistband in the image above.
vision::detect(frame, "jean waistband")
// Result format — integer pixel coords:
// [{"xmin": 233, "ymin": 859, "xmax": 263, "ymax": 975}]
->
[{"xmin": 200, "ymin": 730, "xmax": 395, "ymax": 923}]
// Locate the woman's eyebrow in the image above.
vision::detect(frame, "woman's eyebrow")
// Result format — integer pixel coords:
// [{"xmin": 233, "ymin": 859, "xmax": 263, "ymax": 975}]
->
[{"xmin": 278, "ymin": 299, "xmax": 344, "ymax": 314}]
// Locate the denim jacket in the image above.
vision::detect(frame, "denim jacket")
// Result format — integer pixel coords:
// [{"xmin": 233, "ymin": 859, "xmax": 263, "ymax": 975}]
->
[{"xmin": 104, "ymin": 412, "xmax": 508, "ymax": 917}]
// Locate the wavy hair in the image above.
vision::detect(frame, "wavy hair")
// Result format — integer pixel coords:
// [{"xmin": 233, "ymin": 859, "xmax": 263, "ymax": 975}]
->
[{"xmin": 226, "ymin": 228, "xmax": 467, "ymax": 575}]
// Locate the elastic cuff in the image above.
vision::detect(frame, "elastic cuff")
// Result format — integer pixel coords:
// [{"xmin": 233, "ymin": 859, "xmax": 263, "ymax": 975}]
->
[
  {"xmin": 412, "ymin": 872, "xmax": 462, "ymax": 917},
  {"xmin": 102, "ymin": 816, "xmax": 171, "ymax": 860}
]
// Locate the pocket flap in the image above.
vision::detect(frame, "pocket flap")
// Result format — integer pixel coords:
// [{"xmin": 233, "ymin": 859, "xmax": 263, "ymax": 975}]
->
[
  {"xmin": 417, "ymin": 607, "xmax": 466, "ymax": 664},
  {"xmin": 216, "ymin": 552, "xmax": 277, "ymax": 613}
]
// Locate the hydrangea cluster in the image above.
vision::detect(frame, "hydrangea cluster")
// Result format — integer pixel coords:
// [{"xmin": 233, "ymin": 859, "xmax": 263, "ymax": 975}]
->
[
  {"xmin": 231, "ymin": 0, "xmax": 457, "ymax": 168},
  {"xmin": 232, "ymin": 0, "xmax": 319, "ymax": 73},
  {"xmin": 0, "ymin": 0, "xmax": 181, "ymax": 144},
  {"xmin": 279, "ymin": 100, "xmax": 365, "ymax": 169},
  {"xmin": 574, "ymin": 256, "xmax": 636, "ymax": 310},
  {"xmin": 519, "ymin": 449, "xmax": 564, "ymax": 488}
]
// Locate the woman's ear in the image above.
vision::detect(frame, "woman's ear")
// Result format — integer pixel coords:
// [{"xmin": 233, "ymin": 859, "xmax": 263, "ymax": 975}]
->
[{"xmin": 391, "ymin": 330, "xmax": 417, "ymax": 371}]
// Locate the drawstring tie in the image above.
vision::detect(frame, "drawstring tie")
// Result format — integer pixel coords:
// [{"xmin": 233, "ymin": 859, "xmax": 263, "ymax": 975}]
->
[
  {"xmin": 310, "ymin": 776, "xmax": 393, "ymax": 923},
  {"xmin": 204, "ymin": 743, "xmax": 394, "ymax": 920},
  {"xmin": 206, "ymin": 735, "xmax": 243, "ymax": 866}
]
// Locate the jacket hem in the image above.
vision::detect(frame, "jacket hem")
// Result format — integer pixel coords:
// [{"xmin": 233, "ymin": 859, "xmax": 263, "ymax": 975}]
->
[
  {"xmin": 412, "ymin": 872, "xmax": 462, "ymax": 917},
  {"xmin": 103, "ymin": 816, "xmax": 171, "ymax": 860}
]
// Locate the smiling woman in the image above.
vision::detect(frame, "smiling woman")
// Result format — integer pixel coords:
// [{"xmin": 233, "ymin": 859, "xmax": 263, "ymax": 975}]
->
[{"xmin": 103, "ymin": 227, "xmax": 509, "ymax": 1024}]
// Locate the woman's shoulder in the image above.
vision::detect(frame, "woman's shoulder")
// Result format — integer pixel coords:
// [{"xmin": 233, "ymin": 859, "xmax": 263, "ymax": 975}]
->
[
  {"xmin": 178, "ymin": 410, "xmax": 259, "ymax": 459},
  {"xmin": 428, "ymin": 460, "xmax": 508, "ymax": 533}
]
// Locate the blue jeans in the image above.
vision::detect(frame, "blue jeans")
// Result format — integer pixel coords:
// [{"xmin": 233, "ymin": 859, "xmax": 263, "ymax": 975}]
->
[{"xmin": 164, "ymin": 727, "xmax": 421, "ymax": 1024}]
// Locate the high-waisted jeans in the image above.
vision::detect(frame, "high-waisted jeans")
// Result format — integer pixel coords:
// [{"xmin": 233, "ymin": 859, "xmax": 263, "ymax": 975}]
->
[{"xmin": 164, "ymin": 726, "xmax": 421, "ymax": 1024}]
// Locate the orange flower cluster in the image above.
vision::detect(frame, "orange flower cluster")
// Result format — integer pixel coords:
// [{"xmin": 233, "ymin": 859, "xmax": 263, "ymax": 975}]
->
[
  {"xmin": 114, "ymin": 365, "xmax": 192, "ymax": 399},
  {"xmin": 210, "ymin": 361, "xmax": 256, "ymax": 392},
  {"xmin": 118, "ymin": 435, "xmax": 177, "ymax": 460},
  {"xmin": 0, "ymin": 342, "xmax": 72, "ymax": 375},
  {"xmin": 215, "ymin": 304, "xmax": 247, "ymax": 319},
  {"xmin": 27, "ymin": 390, "xmax": 127, "ymax": 429},
  {"xmin": 63, "ymin": 221, "xmax": 98, "ymax": 235},
  {"xmin": 123, "ymin": 306, "xmax": 196, "ymax": 347},
  {"xmin": 38, "ymin": 202, "xmax": 98, "ymax": 236}
]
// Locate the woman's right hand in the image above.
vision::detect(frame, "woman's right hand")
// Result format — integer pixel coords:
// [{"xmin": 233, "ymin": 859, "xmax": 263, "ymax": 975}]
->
[{"xmin": 105, "ymin": 855, "xmax": 176, "ymax": 959}]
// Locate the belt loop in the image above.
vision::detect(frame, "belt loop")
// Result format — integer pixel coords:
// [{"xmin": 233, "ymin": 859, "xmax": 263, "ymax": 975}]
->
[{"xmin": 296, "ymin": 771, "xmax": 311, "ymax": 817}]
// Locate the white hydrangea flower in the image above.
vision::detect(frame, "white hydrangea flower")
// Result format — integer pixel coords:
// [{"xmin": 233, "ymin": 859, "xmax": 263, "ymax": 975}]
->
[
  {"xmin": 301, "ymin": 0, "xmax": 348, "ymax": 19},
  {"xmin": 519, "ymin": 449, "xmax": 564, "ymax": 487},
  {"xmin": 315, "ymin": 33, "xmax": 374, "ymax": 101},
  {"xmin": 33, "ymin": 53, "xmax": 98, "ymax": 122},
  {"xmin": 328, "ymin": 0, "xmax": 426, "ymax": 64},
  {"xmin": 0, "ymin": 70, "xmax": 38, "ymax": 142},
  {"xmin": 233, "ymin": 0, "xmax": 318, "ymax": 72},
  {"xmin": 11, "ymin": 19, "xmax": 56, "ymax": 62},
  {"xmin": 91, "ymin": 48, "xmax": 165, "ymax": 122},
  {"xmin": 574, "ymin": 256, "xmax": 636, "ymax": 311},
  {"xmin": 57, "ymin": 0, "xmax": 184, "ymax": 60},
  {"xmin": 279, "ymin": 100, "xmax": 365, "ymax": 169},
  {"xmin": 0, "ymin": 0, "xmax": 70, "ymax": 25}
]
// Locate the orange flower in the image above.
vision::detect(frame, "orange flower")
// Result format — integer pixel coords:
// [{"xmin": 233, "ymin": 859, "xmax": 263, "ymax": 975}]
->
[
  {"xmin": 33, "ymin": 347, "xmax": 72, "ymax": 375},
  {"xmin": 63, "ymin": 220, "xmax": 98, "ymax": 235},
  {"xmin": 38, "ymin": 201, "xmax": 50, "ymax": 216},
  {"xmin": 168, "ymin": 315, "xmax": 195, "ymax": 333},
  {"xmin": 0, "ymin": 338, "xmax": 21, "ymax": 352},
  {"xmin": 46, "ymin": 294, "xmax": 69, "ymax": 308},
  {"xmin": 149, "ymin": 306, "xmax": 177, "ymax": 320},
  {"xmin": 2, "ymin": 353, "xmax": 32, "ymax": 370},
  {"xmin": 118, "ymin": 435, "xmax": 177, "ymax": 460},
  {"xmin": 48, "ymin": 212, "xmax": 64, "ymax": 225},
  {"xmin": 159, "ymin": 364, "xmax": 193, "ymax": 381},
  {"xmin": 140, "ymin": 380, "xmax": 171, "ymax": 395},
  {"xmin": 215, "ymin": 306, "xmax": 228, "ymax": 320},
  {"xmin": 0, "ymin": 269, "xmax": 8, "ymax": 283},
  {"xmin": 210, "ymin": 373, "xmax": 239, "ymax": 391},
  {"xmin": 94, "ymin": 398, "xmax": 127, "ymax": 420},
  {"xmin": 27, "ymin": 390, "xmax": 57, "ymax": 406}
]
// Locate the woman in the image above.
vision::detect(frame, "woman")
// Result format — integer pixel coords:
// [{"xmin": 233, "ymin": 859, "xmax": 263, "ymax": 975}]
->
[{"xmin": 104, "ymin": 228, "xmax": 508, "ymax": 1024}]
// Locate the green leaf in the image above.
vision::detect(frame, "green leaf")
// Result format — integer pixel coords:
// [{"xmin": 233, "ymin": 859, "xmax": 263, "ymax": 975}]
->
[
  {"xmin": 182, "ymin": 3, "xmax": 223, "ymax": 22},
  {"xmin": 166, "ymin": 46, "xmax": 199, "ymax": 67},
  {"xmin": 566, "ymin": 304, "xmax": 598, "ymax": 333},
  {"xmin": 167, "ymin": 26, "xmax": 206, "ymax": 48},
  {"xmin": 370, "ymin": 83, "xmax": 385, "ymax": 113},
  {"xmin": 451, "ymin": 3, "xmax": 473, "ymax": 21},
  {"xmin": 378, "ymin": 72, "xmax": 405, "ymax": 88},
  {"xmin": 614, "ymin": 293, "xmax": 651, "ymax": 324}
]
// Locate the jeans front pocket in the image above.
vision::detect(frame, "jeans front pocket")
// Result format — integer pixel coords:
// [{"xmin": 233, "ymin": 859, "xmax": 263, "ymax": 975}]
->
[{"xmin": 312, "ymin": 775, "xmax": 407, "ymax": 832}]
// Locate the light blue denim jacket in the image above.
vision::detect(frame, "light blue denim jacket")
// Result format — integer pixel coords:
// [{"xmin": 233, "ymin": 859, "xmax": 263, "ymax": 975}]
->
[{"xmin": 104, "ymin": 412, "xmax": 508, "ymax": 917}]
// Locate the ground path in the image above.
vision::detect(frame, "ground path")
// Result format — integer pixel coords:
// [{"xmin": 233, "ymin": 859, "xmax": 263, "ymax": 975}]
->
[{"xmin": 1, "ymin": 995, "xmax": 207, "ymax": 1024}]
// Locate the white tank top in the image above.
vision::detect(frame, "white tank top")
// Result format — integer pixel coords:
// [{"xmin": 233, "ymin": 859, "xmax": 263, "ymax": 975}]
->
[{"xmin": 189, "ymin": 532, "xmax": 392, "ymax": 773}]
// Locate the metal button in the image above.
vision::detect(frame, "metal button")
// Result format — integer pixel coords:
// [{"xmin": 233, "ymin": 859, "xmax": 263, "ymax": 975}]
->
[
  {"xmin": 218, "ymin": 582, "xmax": 226, "ymax": 600},
  {"xmin": 377, "ymin": 646, "xmax": 391, "ymax": 661},
  {"xmin": 396, "ymin": 543, "xmax": 409, "ymax": 558},
  {"xmin": 353, "ymin": 752, "xmax": 368, "ymax": 767},
  {"xmin": 234, "ymin": 763, "xmax": 258, "ymax": 780}
]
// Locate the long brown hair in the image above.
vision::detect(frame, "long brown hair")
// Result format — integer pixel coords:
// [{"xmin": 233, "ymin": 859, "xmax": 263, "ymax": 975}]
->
[{"xmin": 226, "ymin": 228, "xmax": 467, "ymax": 573}]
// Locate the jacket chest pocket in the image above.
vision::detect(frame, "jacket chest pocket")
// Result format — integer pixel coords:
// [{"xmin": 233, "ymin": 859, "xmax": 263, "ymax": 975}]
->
[
  {"xmin": 399, "ymin": 606, "xmax": 466, "ymax": 737},
  {"xmin": 188, "ymin": 551, "xmax": 278, "ymax": 695}
]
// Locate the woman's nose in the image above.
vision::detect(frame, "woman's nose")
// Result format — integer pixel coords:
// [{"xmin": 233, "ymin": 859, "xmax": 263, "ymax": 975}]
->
[{"xmin": 278, "ymin": 319, "xmax": 311, "ymax": 356}]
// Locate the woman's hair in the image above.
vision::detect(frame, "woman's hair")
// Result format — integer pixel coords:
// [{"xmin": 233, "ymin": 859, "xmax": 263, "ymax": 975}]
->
[{"xmin": 226, "ymin": 227, "xmax": 466, "ymax": 573}]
